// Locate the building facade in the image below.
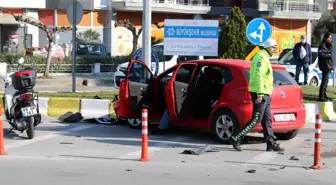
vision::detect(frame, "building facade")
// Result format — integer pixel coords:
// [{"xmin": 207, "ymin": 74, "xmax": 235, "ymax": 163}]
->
[{"xmin": 0, "ymin": 0, "xmax": 325, "ymax": 57}]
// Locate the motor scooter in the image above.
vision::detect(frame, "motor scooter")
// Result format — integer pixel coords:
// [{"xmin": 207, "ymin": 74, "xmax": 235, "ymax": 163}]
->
[{"xmin": 1, "ymin": 57, "xmax": 41, "ymax": 139}]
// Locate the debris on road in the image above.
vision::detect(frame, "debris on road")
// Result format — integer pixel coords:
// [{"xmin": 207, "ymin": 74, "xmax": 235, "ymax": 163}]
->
[
  {"xmin": 59, "ymin": 142, "xmax": 74, "ymax": 145},
  {"xmin": 280, "ymin": 166, "xmax": 286, "ymax": 169},
  {"xmin": 289, "ymin": 156, "xmax": 299, "ymax": 161},
  {"xmin": 126, "ymin": 169, "xmax": 132, "ymax": 172},
  {"xmin": 58, "ymin": 112, "xmax": 84, "ymax": 123},
  {"xmin": 268, "ymin": 168, "xmax": 278, "ymax": 171},
  {"xmin": 246, "ymin": 169, "xmax": 256, "ymax": 173},
  {"xmin": 181, "ymin": 145, "xmax": 220, "ymax": 155},
  {"xmin": 278, "ymin": 152, "xmax": 285, "ymax": 155}
]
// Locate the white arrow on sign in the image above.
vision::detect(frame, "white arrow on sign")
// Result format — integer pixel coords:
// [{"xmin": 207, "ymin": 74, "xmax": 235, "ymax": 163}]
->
[{"xmin": 249, "ymin": 22, "xmax": 266, "ymax": 42}]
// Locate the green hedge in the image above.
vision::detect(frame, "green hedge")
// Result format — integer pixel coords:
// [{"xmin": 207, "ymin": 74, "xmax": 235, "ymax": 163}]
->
[{"xmin": 0, "ymin": 54, "xmax": 130, "ymax": 73}]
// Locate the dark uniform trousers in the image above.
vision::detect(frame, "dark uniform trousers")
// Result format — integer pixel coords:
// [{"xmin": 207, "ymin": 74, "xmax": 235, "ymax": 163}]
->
[{"xmin": 231, "ymin": 92, "xmax": 276, "ymax": 145}]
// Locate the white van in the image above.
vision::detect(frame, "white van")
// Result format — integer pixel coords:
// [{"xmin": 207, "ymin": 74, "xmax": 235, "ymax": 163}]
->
[
  {"xmin": 277, "ymin": 47, "xmax": 334, "ymax": 86},
  {"xmin": 113, "ymin": 43, "xmax": 204, "ymax": 88}
]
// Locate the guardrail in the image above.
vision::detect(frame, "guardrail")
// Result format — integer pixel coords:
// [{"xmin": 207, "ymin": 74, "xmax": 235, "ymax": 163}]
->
[
  {"xmin": 126, "ymin": 0, "xmax": 209, "ymax": 6},
  {"xmin": 259, "ymin": 0, "xmax": 321, "ymax": 13}
]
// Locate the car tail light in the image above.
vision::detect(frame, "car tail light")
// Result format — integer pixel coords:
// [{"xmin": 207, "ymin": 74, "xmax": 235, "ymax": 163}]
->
[
  {"xmin": 20, "ymin": 93, "xmax": 33, "ymax": 100},
  {"xmin": 300, "ymin": 89, "xmax": 304, "ymax": 103},
  {"xmin": 240, "ymin": 89, "xmax": 252, "ymax": 104}
]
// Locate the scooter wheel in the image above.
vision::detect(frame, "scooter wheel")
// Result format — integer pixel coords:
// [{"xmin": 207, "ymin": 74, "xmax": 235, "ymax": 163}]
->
[{"xmin": 26, "ymin": 117, "xmax": 35, "ymax": 139}]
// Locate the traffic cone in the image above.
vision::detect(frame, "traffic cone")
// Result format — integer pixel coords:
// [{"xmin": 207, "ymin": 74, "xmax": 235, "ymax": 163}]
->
[
  {"xmin": 0, "ymin": 105, "xmax": 7, "ymax": 155},
  {"xmin": 139, "ymin": 108, "xmax": 149, "ymax": 162}
]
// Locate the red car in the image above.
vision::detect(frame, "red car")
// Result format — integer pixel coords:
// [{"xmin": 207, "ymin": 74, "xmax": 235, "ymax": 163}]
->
[{"xmin": 114, "ymin": 59, "xmax": 306, "ymax": 143}]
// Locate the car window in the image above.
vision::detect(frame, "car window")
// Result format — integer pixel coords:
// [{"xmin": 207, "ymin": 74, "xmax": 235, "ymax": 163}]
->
[
  {"xmin": 175, "ymin": 64, "xmax": 196, "ymax": 84},
  {"xmin": 127, "ymin": 62, "xmax": 153, "ymax": 84},
  {"xmin": 160, "ymin": 68, "xmax": 176, "ymax": 83},
  {"xmin": 278, "ymin": 50, "xmax": 318, "ymax": 65},
  {"xmin": 243, "ymin": 69, "xmax": 298, "ymax": 86},
  {"xmin": 134, "ymin": 45, "xmax": 171, "ymax": 63},
  {"xmin": 152, "ymin": 45, "xmax": 164, "ymax": 62},
  {"xmin": 194, "ymin": 65, "xmax": 233, "ymax": 86},
  {"xmin": 77, "ymin": 43, "xmax": 107, "ymax": 56},
  {"xmin": 177, "ymin": 56, "xmax": 199, "ymax": 63}
]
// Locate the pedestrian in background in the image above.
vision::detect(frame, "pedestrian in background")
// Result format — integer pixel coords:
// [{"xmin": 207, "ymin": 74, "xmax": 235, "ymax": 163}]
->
[
  {"xmin": 229, "ymin": 38, "xmax": 285, "ymax": 152},
  {"xmin": 318, "ymin": 32, "xmax": 333, "ymax": 101},
  {"xmin": 293, "ymin": 35, "xmax": 312, "ymax": 86}
]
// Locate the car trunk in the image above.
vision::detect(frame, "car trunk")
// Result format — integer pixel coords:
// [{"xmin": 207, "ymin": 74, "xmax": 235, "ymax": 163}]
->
[{"xmin": 271, "ymin": 85, "xmax": 303, "ymax": 109}]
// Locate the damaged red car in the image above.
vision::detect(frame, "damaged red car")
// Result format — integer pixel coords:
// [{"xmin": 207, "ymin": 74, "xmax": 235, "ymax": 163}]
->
[{"xmin": 113, "ymin": 59, "xmax": 306, "ymax": 143}]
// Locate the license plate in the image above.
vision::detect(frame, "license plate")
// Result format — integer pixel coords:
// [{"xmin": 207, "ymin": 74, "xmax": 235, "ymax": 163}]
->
[
  {"xmin": 21, "ymin": 106, "xmax": 37, "ymax": 117},
  {"xmin": 274, "ymin": 114, "xmax": 296, "ymax": 122}
]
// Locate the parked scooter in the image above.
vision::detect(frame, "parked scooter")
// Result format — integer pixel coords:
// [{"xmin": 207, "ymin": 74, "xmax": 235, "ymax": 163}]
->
[{"xmin": 0, "ymin": 57, "xmax": 41, "ymax": 139}]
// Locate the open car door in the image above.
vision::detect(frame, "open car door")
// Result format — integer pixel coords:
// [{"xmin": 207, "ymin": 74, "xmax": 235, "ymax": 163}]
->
[
  {"xmin": 165, "ymin": 63, "xmax": 197, "ymax": 121},
  {"xmin": 117, "ymin": 60, "xmax": 154, "ymax": 118}
]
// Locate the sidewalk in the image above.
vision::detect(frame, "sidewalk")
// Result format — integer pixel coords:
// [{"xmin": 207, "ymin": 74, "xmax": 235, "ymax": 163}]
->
[{"xmin": 0, "ymin": 73, "xmax": 117, "ymax": 92}]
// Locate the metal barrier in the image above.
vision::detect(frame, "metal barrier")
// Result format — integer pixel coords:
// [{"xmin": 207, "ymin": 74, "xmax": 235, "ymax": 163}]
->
[{"xmin": 258, "ymin": 0, "xmax": 321, "ymax": 13}]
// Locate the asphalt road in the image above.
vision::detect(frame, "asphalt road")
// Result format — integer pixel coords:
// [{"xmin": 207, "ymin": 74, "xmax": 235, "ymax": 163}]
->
[{"xmin": 1, "ymin": 117, "xmax": 336, "ymax": 185}]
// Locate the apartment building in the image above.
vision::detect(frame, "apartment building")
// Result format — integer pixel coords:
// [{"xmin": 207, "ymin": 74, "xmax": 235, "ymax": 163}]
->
[{"xmin": 0, "ymin": 0, "xmax": 326, "ymax": 57}]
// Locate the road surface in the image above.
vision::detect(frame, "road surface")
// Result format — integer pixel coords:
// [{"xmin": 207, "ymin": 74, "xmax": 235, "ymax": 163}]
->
[{"xmin": 1, "ymin": 117, "xmax": 336, "ymax": 185}]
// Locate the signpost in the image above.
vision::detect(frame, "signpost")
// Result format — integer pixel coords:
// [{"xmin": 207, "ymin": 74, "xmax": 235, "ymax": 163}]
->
[
  {"xmin": 67, "ymin": 0, "xmax": 83, "ymax": 92},
  {"xmin": 163, "ymin": 19, "xmax": 219, "ymax": 56},
  {"xmin": 246, "ymin": 18, "xmax": 272, "ymax": 46}
]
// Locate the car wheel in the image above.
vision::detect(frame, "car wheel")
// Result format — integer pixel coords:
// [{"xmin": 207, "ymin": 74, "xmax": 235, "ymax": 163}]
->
[
  {"xmin": 274, "ymin": 130, "xmax": 299, "ymax": 140},
  {"xmin": 211, "ymin": 109, "xmax": 240, "ymax": 144},
  {"xmin": 309, "ymin": 77, "xmax": 318, "ymax": 86},
  {"xmin": 127, "ymin": 118, "xmax": 142, "ymax": 129}
]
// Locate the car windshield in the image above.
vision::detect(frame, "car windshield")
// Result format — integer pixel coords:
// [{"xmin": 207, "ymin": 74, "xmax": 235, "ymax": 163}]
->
[
  {"xmin": 243, "ymin": 69, "xmax": 298, "ymax": 86},
  {"xmin": 277, "ymin": 49, "xmax": 318, "ymax": 65},
  {"xmin": 77, "ymin": 43, "xmax": 107, "ymax": 56}
]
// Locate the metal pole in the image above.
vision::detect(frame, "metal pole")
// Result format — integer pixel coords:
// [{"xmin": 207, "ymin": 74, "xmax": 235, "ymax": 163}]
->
[
  {"xmin": 72, "ymin": 0, "xmax": 77, "ymax": 92},
  {"xmin": 142, "ymin": 0, "xmax": 152, "ymax": 70}
]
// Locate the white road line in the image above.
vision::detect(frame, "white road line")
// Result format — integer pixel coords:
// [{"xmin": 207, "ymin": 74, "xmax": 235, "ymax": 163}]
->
[
  {"xmin": 118, "ymin": 136, "xmax": 190, "ymax": 160},
  {"xmin": 243, "ymin": 137, "xmax": 305, "ymax": 168},
  {"xmin": 5, "ymin": 124, "xmax": 94, "ymax": 150}
]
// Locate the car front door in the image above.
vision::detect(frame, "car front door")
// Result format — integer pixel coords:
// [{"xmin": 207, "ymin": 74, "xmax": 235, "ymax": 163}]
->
[
  {"xmin": 165, "ymin": 63, "xmax": 197, "ymax": 121},
  {"xmin": 117, "ymin": 60, "xmax": 154, "ymax": 118}
]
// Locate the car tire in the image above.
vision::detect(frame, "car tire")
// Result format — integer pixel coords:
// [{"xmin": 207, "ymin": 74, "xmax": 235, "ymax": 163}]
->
[
  {"xmin": 274, "ymin": 130, "xmax": 299, "ymax": 140},
  {"xmin": 211, "ymin": 109, "xmax": 240, "ymax": 144},
  {"xmin": 127, "ymin": 118, "xmax": 142, "ymax": 129},
  {"xmin": 309, "ymin": 77, "xmax": 318, "ymax": 86}
]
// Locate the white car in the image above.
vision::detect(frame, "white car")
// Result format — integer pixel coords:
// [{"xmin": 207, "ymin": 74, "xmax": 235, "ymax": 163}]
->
[
  {"xmin": 277, "ymin": 47, "xmax": 334, "ymax": 86},
  {"xmin": 113, "ymin": 43, "xmax": 204, "ymax": 88}
]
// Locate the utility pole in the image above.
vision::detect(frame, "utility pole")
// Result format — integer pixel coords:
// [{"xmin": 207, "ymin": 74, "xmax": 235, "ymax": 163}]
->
[{"xmin": 142, "ymin": 0, "xmax": 152, "ymax": 70}]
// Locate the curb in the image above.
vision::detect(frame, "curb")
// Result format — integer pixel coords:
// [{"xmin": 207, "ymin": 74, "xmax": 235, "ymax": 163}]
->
[
  {"xmin": 0, "ymin": 95, "xmax": 334, "ymax": 123},
  {"xmin": 0, "ymin": 96, "xmax": 116, "ymax": 118}
]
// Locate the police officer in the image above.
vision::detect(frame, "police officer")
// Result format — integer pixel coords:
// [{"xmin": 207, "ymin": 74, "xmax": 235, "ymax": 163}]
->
[{"xmin": 229, "ymin": 38, "xmax": 285, "ymax": 152}]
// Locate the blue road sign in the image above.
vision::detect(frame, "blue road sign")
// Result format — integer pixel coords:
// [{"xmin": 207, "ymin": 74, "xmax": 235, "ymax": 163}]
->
[{"xmin": 246, "ymin": 18, "xmax": 272, "ymax": 45}]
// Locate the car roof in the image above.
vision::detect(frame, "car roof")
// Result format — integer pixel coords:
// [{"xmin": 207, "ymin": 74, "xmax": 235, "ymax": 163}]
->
[{"xmin": 186, "ymin": 59, "xmax": 286, "ymax": 70}]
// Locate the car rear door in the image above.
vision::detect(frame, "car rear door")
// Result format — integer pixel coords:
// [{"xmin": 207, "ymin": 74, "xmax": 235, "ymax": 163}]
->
[
  {"xmin": 165, "ymin": 63, "xmax": 198, "ymax": 121},
  {"xmin": 117, "ymin": 60, "xmax": 154, "ymax": 118}
]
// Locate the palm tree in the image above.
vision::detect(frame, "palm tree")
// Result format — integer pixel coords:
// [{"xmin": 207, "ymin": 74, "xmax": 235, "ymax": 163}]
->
[{"xmin": 77, "ymin": 29, "xmax": 101, "ymax": 42}]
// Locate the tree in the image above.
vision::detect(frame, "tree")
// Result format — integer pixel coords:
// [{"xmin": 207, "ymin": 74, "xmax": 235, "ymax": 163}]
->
[
  {"xmin": 0, "ymin": 8, "xmax": 72, "ymax": 78},
  {"xmin": 312, "ymin": 11, "xmax": 336, "ymax": 44},
  {"xmin": 115, "ymin": 19, "xmax": 164, "ymax": 57},
  {"xmin": 77, "ymin": 29, "xmax": 101, "ymax": 42},
  {"xmin": 218, "ymin": 6, "xmax": 248, "ymax": 59}
]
